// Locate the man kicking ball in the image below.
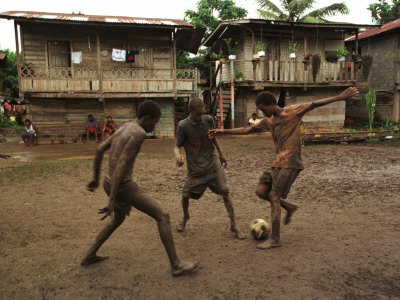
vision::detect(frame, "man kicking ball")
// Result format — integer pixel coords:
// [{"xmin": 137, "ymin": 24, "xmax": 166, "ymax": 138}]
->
[
  {"xmin": 81, "ymin": 100, "xmax": 198, "ymax": 276},
  {"xmin": 174, "ymin": 98, "xmax": 245, "ymax": 239},
  {"xmin": 208, "ymin": 87, "xmax": 359, "ymax": 249}
]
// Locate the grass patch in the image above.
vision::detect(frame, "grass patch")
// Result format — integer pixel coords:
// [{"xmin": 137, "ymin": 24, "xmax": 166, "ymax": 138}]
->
[{"xmin": 0, "ymin": 159, "xmax": 92, "ymax": 183}]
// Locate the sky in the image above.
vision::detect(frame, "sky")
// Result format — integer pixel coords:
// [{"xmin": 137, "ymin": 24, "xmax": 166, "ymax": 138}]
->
[{"xmin": 0, "ymin": 0, "xmax": 378, "ymax": 51}]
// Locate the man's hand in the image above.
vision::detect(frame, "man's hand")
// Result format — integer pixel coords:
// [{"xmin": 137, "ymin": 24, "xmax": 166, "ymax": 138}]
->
[
  {"xmin": 98, "ymin": 200, "xmax": 115, "ymax": 220},
  {"xmin": 220, "ymin": 156, "xmax": 228, "ymax": 168},
  {"xmin": 87, "ymin": 180, "xmax": 99, "ymax": 192},
  {"xmin": 208, "ymin": 129, "xmax": 223, "ymax": 139},
  {"xmin": 338, "ymin": 87, "xmax": 359, "ymax": 101},
  {"xmin": 176, "ymin": 156, "xmax": 185, "ymax": 167}
]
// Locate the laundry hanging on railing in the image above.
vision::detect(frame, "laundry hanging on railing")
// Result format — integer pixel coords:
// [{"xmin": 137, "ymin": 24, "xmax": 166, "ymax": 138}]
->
[
  {"xmin": 112, "ymin": 49, "xmax": 126, "ymax": 62},
  {"xmin": 126, "ymin": 50, "xmax": 140, "ymax": 63},
  {"xmin": 71, "ymin": 51, "xmax": 82, "ymax": 64}
]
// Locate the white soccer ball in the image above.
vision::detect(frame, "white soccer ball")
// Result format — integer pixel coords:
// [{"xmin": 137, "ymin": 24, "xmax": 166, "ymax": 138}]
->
[{"xmin": 250, "ymin": 219, "xmax": 271, "ymax": 240}]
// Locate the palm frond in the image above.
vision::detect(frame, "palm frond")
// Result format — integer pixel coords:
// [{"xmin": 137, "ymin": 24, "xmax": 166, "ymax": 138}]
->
[
  {"xmin": 257, "ymin": 9, "xmax": 282, "ymax": 20},
  {"xmin": 256, "ymin": 0, "xmax": 284, "ymax": 16},
  {"xmin": 287, "ymin": 0, "xmax": 314, "ymax": 17},
  {"xmin": 306, "ymin": 2, "xmax": 349, "ymax": 19}
]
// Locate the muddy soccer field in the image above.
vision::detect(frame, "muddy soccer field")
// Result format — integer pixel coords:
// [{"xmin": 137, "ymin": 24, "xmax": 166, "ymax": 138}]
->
[{"xmin": 0, "ymin": 135, "xmax": 399, "ymax": 299}]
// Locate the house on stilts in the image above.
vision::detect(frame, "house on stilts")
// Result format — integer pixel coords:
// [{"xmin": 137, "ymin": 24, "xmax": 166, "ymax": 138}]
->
[{"xmin": 0, "ymin": 11, "xmax": 203, "ymax": 143}]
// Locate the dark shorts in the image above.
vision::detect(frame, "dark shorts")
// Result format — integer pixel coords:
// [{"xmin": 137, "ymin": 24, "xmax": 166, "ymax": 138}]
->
[
  {"xmin": 183, "ymin": 167, "xmax": 229, "ymax": 199},
  {"xmin": 21, "ymin": 133, "xmax": 35, "ymax": 139},
  {"xmin": 270, "ymin": 167, "xmax": 301, "ymax": 199},
  {"xmin": 103, "ymin": 179, "xmax": 143, "ymax": 216}
]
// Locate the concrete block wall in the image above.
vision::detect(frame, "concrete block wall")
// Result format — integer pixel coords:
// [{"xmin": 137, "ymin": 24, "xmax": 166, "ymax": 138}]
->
[{"xmin": 154, "ymin": 98, "xmax": 174, "ymax": 137}]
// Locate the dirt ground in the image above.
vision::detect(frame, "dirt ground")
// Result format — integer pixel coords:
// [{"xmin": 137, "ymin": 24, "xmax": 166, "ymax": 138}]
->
[{"xmin": 0, "ymin": 135, "xmax": 399, "ymax": 299}]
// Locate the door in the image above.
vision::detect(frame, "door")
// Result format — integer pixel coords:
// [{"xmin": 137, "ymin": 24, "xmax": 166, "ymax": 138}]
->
[{"xmin": 48, "ymin": 41, "xmax": 71, "ymax": 78}]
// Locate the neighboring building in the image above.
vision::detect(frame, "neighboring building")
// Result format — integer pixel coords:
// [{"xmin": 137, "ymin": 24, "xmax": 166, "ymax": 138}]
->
[
  {"xmin": 0, "ymin": 11, "xmax": 203, "ymax": 142},
  {"xmin": 346, "ymin": 19, "xmax": 400, "ymax": 123},
  {"xmin": 202, "ymin": 19, "xmax": 375, "ymax": 129}
]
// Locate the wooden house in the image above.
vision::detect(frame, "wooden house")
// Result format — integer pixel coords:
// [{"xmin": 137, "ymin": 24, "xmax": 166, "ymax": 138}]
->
[
  {"xmin": 202, "ymin": 19, "xmax": 376, "ymax": 129},
  {"xmin": 345, "ymin": 19, "xmax": 400, "ymax": 123},
  {"xmin": 0, "ymin": 11, "xmax": 203, "ymax": 142}
]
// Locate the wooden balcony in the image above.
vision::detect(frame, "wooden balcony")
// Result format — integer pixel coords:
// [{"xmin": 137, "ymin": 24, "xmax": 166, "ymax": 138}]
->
[
  {"xmin": 19, "ymin": 66, "xmax": 198, "ymax": 97},
  {"xmin": 218, "ymin": 60, "xmax": 356, "ymax": 88}
]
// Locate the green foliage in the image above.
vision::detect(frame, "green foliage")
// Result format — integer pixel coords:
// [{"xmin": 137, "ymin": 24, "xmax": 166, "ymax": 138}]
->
[
  {"xmin": 234, "ymin": 70, "xmax": 243, "ymax": 79},
  {"xmin": 288, "ymin": 41, "xmax": 299, "ymax": 53},
  {"xmin": 178, "ymin": 0, "xmax": 248, "ymax": 82},
  {"xmin": 369, "ymin": 0, "xmax": 400, "ymax": 24},
  {"xmin": 0, "ymin": 118, "xmax": 24, "ymax": 130},
  {"xmin": 366, "ymin": 88, "xmax": 377, "ymax": 131},
  {"xmin": 336, "ymin": 48, "xmax": 349, "ymax": 58},
  {"xmin": 256, "ymin": 0, "xmax": 349, "ymax": 23},
  {"xmin": 224, "ymin": 38, "xmax": 238, "ymax": 55},
  {"xmin": 255, "ymin": 41, "xmax": 268, "ymax": 52},
  {"xmin": 209, "ymin": 51, "xmax": 226, "ymax": 60},
  {"xmin": 176, "ymin": 48, "xmax": 210, "ymax": 81},
  {"xmin": 0, "ymin": 49, "xmax": 19, "ymax": 97},
  {"xmin": 184, "ymin": 0, "xmax": 247, "ymax": 37},
  {"xmin": 379, "ymin": 118, "xmax": 400, "ymax": 130}
]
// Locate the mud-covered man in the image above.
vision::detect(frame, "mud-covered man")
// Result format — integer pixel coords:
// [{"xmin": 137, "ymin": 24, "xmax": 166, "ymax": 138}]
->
[
  {"xmin": 81, "ymin": 100, "xmax": 198, "ymax": 276},
  {"xmin": 208, "ymin": 87, "xmax": 359, "ymax": 249},
  {"xmin": 174, "ymin": 98, "xmax": 245, "ymax": 239}
]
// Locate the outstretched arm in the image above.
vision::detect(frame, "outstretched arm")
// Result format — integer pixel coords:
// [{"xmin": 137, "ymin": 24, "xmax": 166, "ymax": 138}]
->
[
  {"xmin": 313, "ymin": 87, "xmax": 359, "ymax": 108},
  {"xmin": 208, "ymin": 118, "xmax": 269, "ymax": 139}
]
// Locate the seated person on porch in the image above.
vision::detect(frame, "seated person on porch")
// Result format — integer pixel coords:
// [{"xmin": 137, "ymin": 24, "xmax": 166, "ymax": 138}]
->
[
  {"xmin": 248, "ymin": 113, "xmax": 260, "ymax": 126},
  {"xmin": 86, "ymin": 114, "xmax": 99, "ymax": 143},
  {"xmin": 21, "ymin": 119, "xmax": 37, "ymax": 147},
  {"xmin": 101, "ymin": 116, "xmax": 118, "ymax": 141}
]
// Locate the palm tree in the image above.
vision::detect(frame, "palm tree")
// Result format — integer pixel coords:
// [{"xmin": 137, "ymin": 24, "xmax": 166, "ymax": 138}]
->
[{"xmin": 257, "ymin": 0, "xmax": 349, "ymax": 23}]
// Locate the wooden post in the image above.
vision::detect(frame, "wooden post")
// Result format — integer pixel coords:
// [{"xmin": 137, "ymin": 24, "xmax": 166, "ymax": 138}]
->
[
  {"xmin": 14, "ymin": 22, "xmax": 22, "ymax": 98},
  {"xmin": 173, "ymin": 33, "xmax": 177, "ymax": 98},
  {"xmin": 230, "ymin": 60, "xmax": 235, "ymax": 129},
  {"xmin": 96, "ymin": 33, "xmax": 103, "ymax": 102},
  {"xmin": 219, "ymin": 63, "xmax": 224, "ymax": 129},
  {"xmin": 355, "ymin": 31, "xmax": 359, "ymax": 81}
]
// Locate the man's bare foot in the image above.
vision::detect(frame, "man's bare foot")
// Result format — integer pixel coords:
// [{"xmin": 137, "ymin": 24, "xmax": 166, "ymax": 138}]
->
[
  {"xmin": 256, "ymin": 240, "xmax": 282, "ymax": 250},
  {"xmin": 284, "ymin": 205, "xmax": 298, "ymax": 225},
  {"xmin": 176, "ymin": 217, "xmax": 189, "ymax": 232},
  {"xmin": 81, "ymin": 255, "xmax": 109, "ymax": 266},
  {"xmin": 231, "ymin": 226, "xmax": 246, "ymax": 239},
  {"xmin": 172, "ymin": 260, "xmax": 199, "ymax": 276}
]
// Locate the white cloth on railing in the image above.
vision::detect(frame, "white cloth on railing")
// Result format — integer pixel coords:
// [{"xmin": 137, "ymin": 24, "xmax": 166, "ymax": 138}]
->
[
  {"xmin": 71, "ymin": 51, "xmax": 82, "ymax": 64},
  {"xmin": 112, "ymin": 49, "xmax": 126, "ymax": 62}
]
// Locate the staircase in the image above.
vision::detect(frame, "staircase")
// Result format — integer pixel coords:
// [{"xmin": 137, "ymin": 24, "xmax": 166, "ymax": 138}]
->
[
  {"xmin": 212, "ymin": 89, "xmax": 232, "ymax": 126},
  {"xmin": 174, "ymin": 97, "xmax": 189, "ymax": 127}
]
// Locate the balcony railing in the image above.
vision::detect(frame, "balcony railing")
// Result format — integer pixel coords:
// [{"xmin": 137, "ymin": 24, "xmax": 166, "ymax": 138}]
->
[
  {"xmin": 217, "ymin": 60, "xmax": 355, "ymax": 84},
  {"xmin": 19, "ymin": 66, "xmax": 198, "ymax": 94}
]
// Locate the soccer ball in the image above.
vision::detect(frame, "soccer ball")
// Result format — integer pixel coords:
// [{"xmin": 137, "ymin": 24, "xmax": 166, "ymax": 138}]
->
[{"xmin": 250, "ymin": 219, "xmax": 271, "ymax": 240}]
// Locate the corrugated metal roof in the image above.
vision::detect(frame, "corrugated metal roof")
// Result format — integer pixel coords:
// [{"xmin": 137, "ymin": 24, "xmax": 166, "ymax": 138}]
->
[
  {"xmin": 0, "ymin": 11, "xmax": 193, "ymax": 28},
  {"xmin": 203, "ymin": 19, "xmax": 378, "ymax": 47},
  {"xmin": 345, "ymin": 19, "xmax": 400, "ymax": 41}
]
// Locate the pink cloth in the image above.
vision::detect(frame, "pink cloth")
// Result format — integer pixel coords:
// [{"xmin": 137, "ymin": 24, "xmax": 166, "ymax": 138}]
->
[{"xmin": 4, "ymin": 102, "xmax": 11, "ymax": 111}]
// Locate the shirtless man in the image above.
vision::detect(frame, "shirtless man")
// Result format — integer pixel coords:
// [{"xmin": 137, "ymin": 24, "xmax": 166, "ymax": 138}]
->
[
  {"xmin": 81, "ymin": 100, "xmax": 198, "ymax": 276},
  {"xmin": 208, "ymin": 87, "xmax": 359, "ymax": 249},
  {"xmin": 174, "ymin": 98, "xmax": 245, "ymax": 239}
]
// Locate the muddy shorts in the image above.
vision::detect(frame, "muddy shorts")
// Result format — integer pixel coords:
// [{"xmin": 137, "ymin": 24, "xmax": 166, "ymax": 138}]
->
[
  {"xmin": 270, "ymin": 167, "xmax": 301, "ymax": 199},
  {"xmin": 183, "ymin": 167, "xmax": 229, "ymax": 199},
  {"xmin": 103, "ymin": 179, "xmax": 143, "ymax": 216}
]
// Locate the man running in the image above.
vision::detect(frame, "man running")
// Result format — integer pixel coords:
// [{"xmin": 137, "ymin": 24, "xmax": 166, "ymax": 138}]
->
[
  {"xmin": 208, "ymin": 87, "xmax": 359, "ymax": 249},
  {"xmin": 81, "ymin": 100, "xmax": 198, "ymax": 276}
]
